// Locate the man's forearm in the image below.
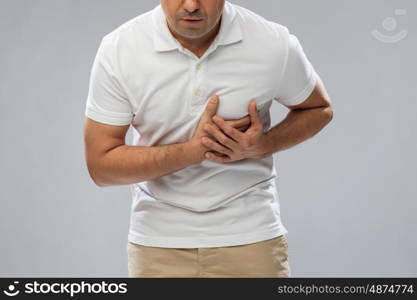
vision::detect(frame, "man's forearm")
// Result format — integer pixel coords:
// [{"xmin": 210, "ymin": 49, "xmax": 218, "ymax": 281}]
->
[
  {"xmin": 264, "ymin": 106, "xmax": 333, "ymax": 155},
  {"xmin": 93, "ymin": 142, "xmax": 197, "ymax": 187}
]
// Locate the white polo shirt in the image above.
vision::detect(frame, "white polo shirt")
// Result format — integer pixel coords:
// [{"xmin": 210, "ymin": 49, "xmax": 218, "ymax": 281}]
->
[{"xmin": 85, "ymin": 1, "xmax": 318, "ymax": 248}]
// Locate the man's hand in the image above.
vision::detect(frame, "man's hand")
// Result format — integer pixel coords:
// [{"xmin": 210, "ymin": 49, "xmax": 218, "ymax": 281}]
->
[
  {"xmin": 187, "ymin": 94, "xmax": 252, "ymax": 164},
  {"xmin": 201, "ymin": 101, "xmax": 271, "ymax": 163}
]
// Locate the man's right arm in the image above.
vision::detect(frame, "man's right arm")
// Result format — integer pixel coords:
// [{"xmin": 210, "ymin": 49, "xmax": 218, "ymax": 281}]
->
[{"xmin": 84, "ymin": 118, "xmax": 201, "ymax": 187}]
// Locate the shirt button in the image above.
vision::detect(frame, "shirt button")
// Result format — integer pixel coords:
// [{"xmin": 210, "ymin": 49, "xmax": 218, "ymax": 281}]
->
[
  {"xmin": 196, "ymin": 63, "xmax": 201, "ymax": 70},
  {"xmin": 195, "ymin": 89, "xmax": 202, "ymax": 97}
]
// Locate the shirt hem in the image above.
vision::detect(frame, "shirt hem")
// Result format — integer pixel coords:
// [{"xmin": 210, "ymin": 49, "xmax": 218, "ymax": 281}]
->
[
  {"xmin": 85, "ymin": 104, "xmax": 132, "ymax": 126},
  {"xmin": 277, "ymin": 69, "xmax": 318, "ymax": 107},
  {"xmin": 127, "ymin": 226, "xmax": 288, "ymax": 248}
]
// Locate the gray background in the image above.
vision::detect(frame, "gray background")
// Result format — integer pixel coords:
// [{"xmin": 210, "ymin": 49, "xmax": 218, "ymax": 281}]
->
[{"xmin": 0, "ymin": 0, "xmax": 416, "ymax": 277}]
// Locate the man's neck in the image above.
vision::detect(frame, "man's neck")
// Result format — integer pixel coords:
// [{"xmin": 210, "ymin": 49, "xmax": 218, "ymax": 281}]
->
[{"xmin": 166, "ymin": 16, "xmax": 222, "ymax": 58}]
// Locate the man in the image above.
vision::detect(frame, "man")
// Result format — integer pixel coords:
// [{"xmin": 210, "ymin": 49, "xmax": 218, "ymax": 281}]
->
[{"xmin": 84, "ymin": 0, "xmax": 333, "ymax": 278}]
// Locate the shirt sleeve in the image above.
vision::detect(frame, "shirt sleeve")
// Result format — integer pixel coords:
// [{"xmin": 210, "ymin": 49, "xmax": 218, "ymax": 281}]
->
[
  {"xmin": 85, "ymin": 36, "xmax": 134, "ymax": 126},
  {"xmin": 274, "ymin": 27, "xmax": 318, "ymax": 106}
]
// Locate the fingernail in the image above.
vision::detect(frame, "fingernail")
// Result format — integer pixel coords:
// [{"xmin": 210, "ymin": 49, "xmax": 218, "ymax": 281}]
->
[{"xmin": 210, "ymin": 95, "xmax": 218, "ymax": 103}]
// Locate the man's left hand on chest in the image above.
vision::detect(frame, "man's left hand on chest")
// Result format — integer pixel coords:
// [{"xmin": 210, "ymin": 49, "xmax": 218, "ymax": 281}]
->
[{"xmin": 201, "ymin": 101, "xmax": 272, "ymax": 163}]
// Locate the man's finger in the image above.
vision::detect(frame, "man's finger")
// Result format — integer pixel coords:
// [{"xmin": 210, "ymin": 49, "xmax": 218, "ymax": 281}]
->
[
  {"xmin": 236, "ymin": 125, "xmax": 250, "ymax": 132},
  {"xmin": 212, "ymin": 116, "xmax": 245, "ymax": 143},
  {"xmin": 204, "ymin": 122, "xmax": 239, "ymax": 149},
  {"xmin": 248, "ymin": 101, "xmax": 262, "ymax": 129},
  {"xmin": 204, "ymin": 94, "xmax": 219, "ymax": 118},
  {"xmin": 226, "ymin": 115, "xmax": 251, "ymax": 128},
  {"xmin": 205, "ymin": 151, "xmax": 232, "ymax": 163},
  {"xmin": 202, "ymin": 137, "xmax": 233, "ymax": 156}
]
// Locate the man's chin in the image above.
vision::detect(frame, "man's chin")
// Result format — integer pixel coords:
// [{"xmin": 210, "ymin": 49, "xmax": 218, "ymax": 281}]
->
[
  {"xmin": 173, "ymin": 26, "xmax": 206, "ymax": 38},
  {"xmin": 178, "ymin": 31, "xmax": 207, "ymax": 39}
]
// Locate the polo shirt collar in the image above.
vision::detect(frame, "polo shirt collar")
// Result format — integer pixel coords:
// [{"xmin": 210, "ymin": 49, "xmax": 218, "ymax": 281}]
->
[{"xmin": 152, "ymin": 1, "xmax": 242, "ymax": 52}]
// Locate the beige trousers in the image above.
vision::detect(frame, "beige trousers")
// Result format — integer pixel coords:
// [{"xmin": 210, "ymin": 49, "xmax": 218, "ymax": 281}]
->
[{"xmin": 127, "ymin": 234, "xmax": 291, "ymax": 278}]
